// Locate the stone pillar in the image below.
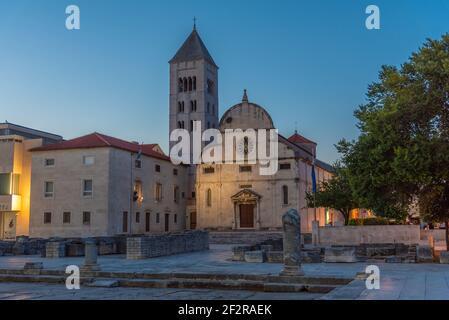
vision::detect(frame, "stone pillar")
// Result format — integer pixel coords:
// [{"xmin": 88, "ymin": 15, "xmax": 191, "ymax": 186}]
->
[
  {"xmin": 280, "ymin": 209, "xmax": 304, "ymax": 276},
  {"xmin": 311, "ymin": 220, "xmax": 319, "ymax": 246},
  {"xmin": 81, "ymin": 239, "xmax": 100, "ymax": 271}
]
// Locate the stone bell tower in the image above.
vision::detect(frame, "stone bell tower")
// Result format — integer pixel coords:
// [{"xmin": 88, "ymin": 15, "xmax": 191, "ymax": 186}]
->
[{"xmin": 169, "ymin": 23, "xmax": 219, "ymax": 202}]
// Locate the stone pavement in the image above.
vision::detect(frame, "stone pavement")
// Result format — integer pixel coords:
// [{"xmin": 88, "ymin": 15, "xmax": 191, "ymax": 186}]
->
[
  {"xmin": 0, "ymin": 245, "xmax": 448, "ymax": 299},
  {"xmin": 0, "ymin": 282, "xmax": 321, "ymax": 300}
]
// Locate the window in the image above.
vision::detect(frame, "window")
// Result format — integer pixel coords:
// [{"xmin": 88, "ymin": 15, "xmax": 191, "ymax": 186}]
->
[
  {"xmin": 44, "ymin": 181, "xmax": 54, "ymax": 198},
  {"xmin": 45, "ymin": 158, "xmax": 55, "ymax": 167},
  {"xmin": 155, "ymin": 183, "xmax": 162, "ymax": 201},
  {"xmin": 280, "ymin": 163, "xmax": 291, "ymax": 170},
  {"xmin": 173, "ymin": 168, "xmax": 178, "ymax": 176},
  {"xmin": 178, "ymin": 78, "xmax": 183, "ymax": 92},
  {"xmin": 155, "ymin": 164, "xmax": 161, "ymax": 172},
  {"xmin": 135, "ymin": 159, "xmax": 142, "ymax": 169},
  {"xmin": 174, "ymin": 186, "xmax": 180, "ymax": 203},
  {"xmin": 240, "ymin": 184, "xmax": 252, "ymax": 189},
  {"xmin": 206, "ymin": 188, "xmax": 212, "ymax": 207},
  {"xmin": 156, "ymin": 213, "xmax": 160, "ymax": 223},
  {"xmin": 188, "ymin": 77, "xmax": 193, "ymax": 91},
  {"xmin": 239, "ymin": 165, "xmax": 252, "ymax": 173},
  {"xmin": 83, "ymin": 179, "xmax": 93, "ymax": 197},
  {"xmin": 63, "ymin": 212, "xmax": 71, "ymax": 224},
  {"xmin": 44, "ymin": 212, "xmax": 51, "ymax": 224},
  {"xmin": 190, "ymin": 120, "xmax": 194, "ymax": 132},
  {"xmin": 136, "ymin": 212, "xmax": 140, "ymax": 223},
  {"xmin": 207, "ymin": 79, "xmax": 214, "ymax": 95},
  {"xmin": 83, "ymin": 156, "xmax": 95, "ymax": 166},
  {"xmin": 203, "ymin": 167, "xmax": 215, "ymax": 174},
  {"xmin": 133, "ymin": 180, "xmax": 142, "ymax": 202},
  {"xmin": 0, "ymin": 173, "xmax": 20, "ymax": 195},
  {"xmin": 193, "ymin": 77, "xmax": 197, "ymax": 90},
  {"xmin": 191, "ymin": 191, "xmax": 196, "ymax": 199},
  {"xmin": 174, "ymin": 214, "xmax": 178, "ymax": 224},
  {"xmin": 282, "ymin": 185, "xmax": 289, "ymax": 205},
  {"xmin": 83, "ymin": 211, "xmax": 91, "ymax": 225}
]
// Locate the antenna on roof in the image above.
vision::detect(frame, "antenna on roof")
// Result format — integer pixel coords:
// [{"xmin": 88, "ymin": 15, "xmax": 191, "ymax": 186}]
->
[{"xmin": 193, "ymin": 17, "xmax": 197, "ymax": 30}]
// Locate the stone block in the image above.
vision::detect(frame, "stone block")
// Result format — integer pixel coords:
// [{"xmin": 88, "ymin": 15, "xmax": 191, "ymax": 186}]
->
[
  {"xmin": 439, "ymin": 251, "xmax": 449, "ymax": 264},
  {"xmin": 24, "ymin": 262, "xmax": 43, "ymax": 270},
  {"xmin": 244, "ymin": 250, "xmax": 266, "ymax": 263},
  {"xmin": 417, "ymin": 245, "xmax": 433, "ymax": 263},
  {"xmin": 260, "ymin": 245, "xmax": 273, "ymax": 252},
  {"xmin": 45, "ymin": 241, "xmax": 66, "ymax": 258},
  {"xmin": 232, "ymin": 245, "xmax": 252, "ymax": 261},
  {"xmin": 266, "ymin": 251, "xmax": 283, "ymax": 263},
  {"xmin": 366, "ymin": 246, "xmax": 395, "ymax": 257},
  {"xmin": 66, "ymin": 243, "xmax": 85, "ymax": 257},
  {"xmin": 324, "ymin": 247, "xmax": 357, "ymax": 263}
]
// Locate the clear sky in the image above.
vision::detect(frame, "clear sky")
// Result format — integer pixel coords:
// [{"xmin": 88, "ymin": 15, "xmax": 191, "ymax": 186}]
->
[{"xmin": 1, "ymin": 0, "xmax": 448, "ymax": 163}]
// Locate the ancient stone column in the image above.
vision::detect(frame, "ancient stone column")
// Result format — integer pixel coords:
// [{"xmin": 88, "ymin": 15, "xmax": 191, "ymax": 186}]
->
[
  {"xmin": 280, "ymin": 209, "xmax": 304, "ymax": 276},
  {"xmin": 81, "ymin": 239, "xmax": 101, "ymax": 272}
]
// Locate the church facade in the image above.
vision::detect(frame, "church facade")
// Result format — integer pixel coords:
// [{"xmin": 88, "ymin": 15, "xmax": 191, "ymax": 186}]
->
[{"xmin": 169, "ymin": 27, "xmax": 344, "ymax": 233}]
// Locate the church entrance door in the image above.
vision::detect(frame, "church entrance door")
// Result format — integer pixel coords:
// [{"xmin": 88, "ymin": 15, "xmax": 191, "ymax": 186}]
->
[{"xmin": 239, "ymin": 204, "xmax": 254, "ymax": 228}]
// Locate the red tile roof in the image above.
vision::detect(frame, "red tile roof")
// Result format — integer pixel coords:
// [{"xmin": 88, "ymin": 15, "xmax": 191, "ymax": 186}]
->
[
  {"xmin": 30, "ymin": 132, "xmax": 170, "ymax": 161},
  {"xmin": 287, "ymin": 132, "xmax": 317, "ymax": 145}
]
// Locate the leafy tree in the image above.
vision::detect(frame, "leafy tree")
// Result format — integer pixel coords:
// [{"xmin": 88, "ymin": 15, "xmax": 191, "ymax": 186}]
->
[
  {"xmin": 306, "ymin": 165, "xmax": 359, "ymax": 225},
  {"xmin": 338, "ymin": 34, "xmax": 449, "ymax": 248}
]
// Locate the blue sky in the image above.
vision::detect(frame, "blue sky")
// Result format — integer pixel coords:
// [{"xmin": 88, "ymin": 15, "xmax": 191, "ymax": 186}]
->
[{"xmin": 0, "ymin": 0, "xmax": 448, "ymax": 163}]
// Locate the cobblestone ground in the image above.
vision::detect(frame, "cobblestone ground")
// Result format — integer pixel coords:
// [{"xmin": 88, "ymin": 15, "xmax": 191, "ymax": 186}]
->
[{"xmin": 0, "ymin": 283, "xmax": 322, "ymax": 300}]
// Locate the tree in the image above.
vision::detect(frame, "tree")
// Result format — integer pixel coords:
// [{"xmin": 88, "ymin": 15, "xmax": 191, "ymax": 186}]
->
[
  {"xmin": 338, "ymin": 34, "xmax": 449, "ymax": 249},
  {"xmin": 306, "ymin": 165, "xmax": 359, "ymax": 225}
]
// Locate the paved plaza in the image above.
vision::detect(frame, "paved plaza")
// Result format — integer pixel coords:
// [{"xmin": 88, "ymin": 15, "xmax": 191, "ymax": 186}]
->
[{"xmin": 0, "ymin": 245, "xmax": 448, "ymax": 300}]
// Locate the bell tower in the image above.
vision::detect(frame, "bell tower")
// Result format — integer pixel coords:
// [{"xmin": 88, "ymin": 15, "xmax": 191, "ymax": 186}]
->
[{"xmin": 169, "ymin": 24, "xmax": 219, "ymax": 160}]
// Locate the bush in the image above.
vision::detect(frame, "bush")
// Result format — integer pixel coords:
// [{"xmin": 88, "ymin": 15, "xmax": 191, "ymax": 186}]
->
[{"xmin": 348, "ymin": 217, "xmax": 400, "ymax": 226}]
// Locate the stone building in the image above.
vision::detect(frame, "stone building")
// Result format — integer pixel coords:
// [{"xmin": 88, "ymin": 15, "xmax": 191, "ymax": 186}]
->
[
  {"xmin": 168, "ymin": 27, "xmax": 342, "ymax": 233},
  {"xmin": 29, "ymin": 133, "xmax": 188, "ymax": 238},
  {"xmin": 0, "ymin": 122, "xmax": 62, "ymax": 239}
]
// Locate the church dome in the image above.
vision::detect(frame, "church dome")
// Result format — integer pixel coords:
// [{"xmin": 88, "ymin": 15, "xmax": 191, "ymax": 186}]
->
[{"xmin": 219, "ymin": 90, "xmax": 275, "ymax": 130}]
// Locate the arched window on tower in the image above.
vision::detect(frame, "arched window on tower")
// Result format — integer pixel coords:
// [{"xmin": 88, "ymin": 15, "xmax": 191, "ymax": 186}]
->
[
  {"xmin": 194, "ymin": 100, "xmax": 197, "ymax": 112},
  {"xmin": 212, "ymin": 104, "xmax": 215, "ymax": 115},
  {"xmin": 182, "ymin": 101, "xmax": 185, "ymax": 112},
  {"xmin": 178, "ymin": 102, "xmax": 182, "ymax": 113},
  {"xmin": 190, "ymin": 101, "xmax": 194, "ymax": 112},
  {"xmin": 206, "ymin": 188, "xmax": 212, "ymax": 207},
  {"xmin": 282, "ymin": 185, "xmax": 289, "ymax": 205},
  {"xmin": 190, "ymin": 120, "xmax": 194, "ymax": 132},
  {"xmin": 177, "ymin": 121, "xmax": 182, "ymax": 129},
  {"xmin": 188, "ymin": 77, "xmax": 193, "ymax": 91},
  {"xmin": 193, "ymin": 77, "xmax": 197, "ymax": 91},
  {"xmin": 183, "ymin": 78, "xmax": 187, "ymax": 91},
  {"xmin": 178, "ymin": 78, "xmax": 183, "ymax": 92},
  {"xmin": 207, "ymin": 122, "xmax": 210, "ymax": 129}
]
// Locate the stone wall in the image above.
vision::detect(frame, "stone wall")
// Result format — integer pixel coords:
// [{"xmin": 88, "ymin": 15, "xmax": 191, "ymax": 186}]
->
[
  {"xmin": 315, "ymin": 225, "xmax": 420, "ymax": 245},
  {"xmin": 126, "ymin": 230, "xmax": 209, "ymax": 260},
  {"xmin": 209, "ymin": 231, "xmax": 283, "ymax": 245}
]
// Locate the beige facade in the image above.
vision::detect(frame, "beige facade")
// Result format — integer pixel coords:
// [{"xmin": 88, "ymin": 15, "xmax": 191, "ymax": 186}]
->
[
  {"xmin": 29, "ymin": 138, "xmax": 188, "ymax": 238},
  {"xmin": 193, "ymin": 98, "xmax": 343, "ymax": 233},
  {"xmin": 0, "ymin": 123, "xmax": 62, "ymax": 240}
]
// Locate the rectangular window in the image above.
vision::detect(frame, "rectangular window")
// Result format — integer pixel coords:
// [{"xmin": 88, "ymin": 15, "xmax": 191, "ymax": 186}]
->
[
  {"xmin": 135, "ymin": 159, "xmax": 142, "ymax": 169},
  {"xmin": 83, "ymin": 211, "xmax": 91, "ymax": 225},
  {"xmin": 136, "ymin": 212, "xmax": 140, "ymax": 223},
  {"xmin": 83, "ymin": 156, "xmax": 95, "ymax": 166},
  {"xmin": 203, "ymin": 167, "xmax": 215, "ymax": 174},
  {"xmin": 155, "ymin": 183, "xmax": 162, "ymax": 201},
  {"xmin": 280, "ymin": 163, "xmax": 291, "ymax": 170},
  {"xmin": 83, "ymin": 179, "xmax": 93, "ymax": 197},
  {"xmin": 239, "ymin": 165, "xmax": 252, "ymax": 173},
  {"xmin": 155, "ymin": 164, "xmax": 161, "ymax": 172},
  {"xmin": 45, "ymin": 158, "xmax": 55, "ymax": 167},
  {"xmin": 156, "ymin": 213, "xmax": 160, "ymax": 224},
  {"xmin": 174, "ymin": 186, "xmax": 179, "ymax": 203},
  {"xmin": 44, "ymin": 181, "xmax": 54, "ymax": 198},
  {"xmin": 44, "ymin": 212, "xmax": 51, "ymax": 224},
  {"xmin": 192, "ymin": 191, "xmax": 196, "ymax": 199},
  {"xmin": 63, "ymin": 212, "xmax": 71, "ymax": 224},
  {"xmin": 240, "ymin": 184, "xmax": 252, "ymax": 189},
  {"xmin": 0, "ymin": 173, "xmax": 10, "ymax": 195},
  {"xmin": 173, "ymin": 168, "xmax": 178, "ymax": 176},
  {"xmin": 174, "ymin": 214, "xmax": 178, "ymax": 224}
]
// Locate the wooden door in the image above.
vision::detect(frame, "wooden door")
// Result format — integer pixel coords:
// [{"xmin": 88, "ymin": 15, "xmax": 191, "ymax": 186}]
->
[
  {"xmin": 190, "ymin": 212, "xmax": 197, "ymax": 230},
  {"xmin": 145, "ymin": 212, "xmax": 150, "ymax": 232},
  {"xmin": 164, "ymin": 214, "xmax": 169, "ymax": 232},
  {"xmin": 122, "ymin": 211, "xmax": 128, "ymax": 233},
  {"xmin": 239, "ymin": 204, "xmax": 254, "ymax": 228}
]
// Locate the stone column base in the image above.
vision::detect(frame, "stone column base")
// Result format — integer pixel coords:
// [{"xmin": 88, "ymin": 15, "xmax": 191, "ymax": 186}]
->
[
  {"xmin": 80, "ymin": 264, "xmax": 101, "ymax": 272},
  {"xmin": 280, "ymin": 265, "xmax": 304, "ymax": 276}
]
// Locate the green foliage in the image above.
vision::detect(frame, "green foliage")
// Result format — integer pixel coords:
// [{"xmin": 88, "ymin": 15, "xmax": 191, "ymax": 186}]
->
[
  {"xmin": 306, "ymin": 164, "xmax": 359, "ymax": 225},
  {"xmin": 348, "ymin": 217, "xmax": 400, "ymax": 226},
  {"xmin": 338, "ymin": 34, "xmax": 449, "ymax": 235}
]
